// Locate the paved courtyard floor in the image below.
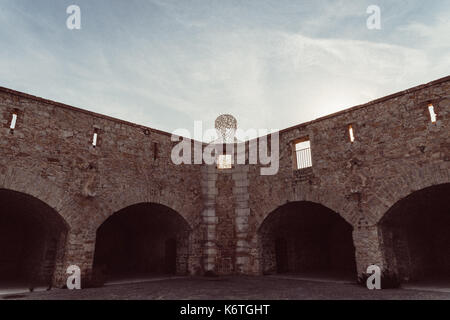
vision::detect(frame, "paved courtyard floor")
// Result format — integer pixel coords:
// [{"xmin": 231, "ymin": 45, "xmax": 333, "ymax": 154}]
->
[{"xmin": 2, "ymin": 275, "xmax": 450, "ymax": 300}]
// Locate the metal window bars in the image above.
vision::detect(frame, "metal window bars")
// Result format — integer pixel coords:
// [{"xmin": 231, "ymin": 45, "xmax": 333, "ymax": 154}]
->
[{"xmin": 296, "ymin": 147, "xmax": 312, "ymax": 169}]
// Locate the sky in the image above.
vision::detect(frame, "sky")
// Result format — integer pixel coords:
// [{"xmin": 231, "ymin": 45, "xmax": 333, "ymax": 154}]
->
[{"xmin": 0, "ymin": 0, "xmax": 449, "ymax": 139}]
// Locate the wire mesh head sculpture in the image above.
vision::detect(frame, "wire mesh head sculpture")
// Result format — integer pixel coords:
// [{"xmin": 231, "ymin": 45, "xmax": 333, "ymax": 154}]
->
[{"xmin": 215, "ymin": 114, "xmax": 237, "ymax": 143}]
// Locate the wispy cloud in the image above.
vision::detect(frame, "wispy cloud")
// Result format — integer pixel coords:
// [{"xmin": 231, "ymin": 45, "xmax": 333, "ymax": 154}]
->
[{"xmin": 0, "ymin": 0, "xmax": 449, "ymax": 137}]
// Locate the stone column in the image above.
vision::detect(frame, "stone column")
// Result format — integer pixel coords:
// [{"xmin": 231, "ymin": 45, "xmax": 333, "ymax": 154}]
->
[
  {"xmin": 353, "ymin": 225, "xmax": 385, "ymax": 279},
  {"xmin": 53, "ymin": 228, "xmax": 97, "ymax": 288},
  {"xmin": 201, "ymin": 165, "xmax": 218, "ymax": 273},
  {"xmin": 232, "ymin": 165, "xmax": 251, "ymax": 273}
]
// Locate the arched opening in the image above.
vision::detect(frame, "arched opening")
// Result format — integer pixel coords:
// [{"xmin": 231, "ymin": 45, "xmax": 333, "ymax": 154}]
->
[
  {"xmin": 0, "ymin": 189, "xmax": 68, "ymax": 290},
  {"xmin": 259, "ymin": 201, "xmax": 356, "ymax": 280},
  {"xmin": 93, "ymin": 203, "xmax": 190, "ymax": 283},
  {"xmin": 379, "ymin": 183, "xmax": 450, "ymax": 284}
]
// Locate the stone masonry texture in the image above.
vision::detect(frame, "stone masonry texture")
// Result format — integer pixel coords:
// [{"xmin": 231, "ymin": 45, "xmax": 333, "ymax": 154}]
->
[{"xmin": 0, "ymin": 75, "xmax": 449, "ymax": 287}]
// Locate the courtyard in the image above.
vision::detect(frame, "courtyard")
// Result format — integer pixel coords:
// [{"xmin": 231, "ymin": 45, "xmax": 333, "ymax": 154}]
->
[{"xmin": 2, "ymin": 276, "xmax": 450, "ymax": 300}]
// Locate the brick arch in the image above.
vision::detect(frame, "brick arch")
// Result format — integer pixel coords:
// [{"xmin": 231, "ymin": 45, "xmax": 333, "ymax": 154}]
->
[
  {"xmin": 365, "ymin": 163, "xmax": 450, "ymax": 226},
  {"xmin": 0, "ymin": 167, "xmax": 75, "ymax": 228}
]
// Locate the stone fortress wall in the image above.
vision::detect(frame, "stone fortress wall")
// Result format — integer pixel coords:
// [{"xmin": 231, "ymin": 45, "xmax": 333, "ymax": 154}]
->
[{"xmin": 0, "ymin": 76, "xmax": 448, "ymax": 286}]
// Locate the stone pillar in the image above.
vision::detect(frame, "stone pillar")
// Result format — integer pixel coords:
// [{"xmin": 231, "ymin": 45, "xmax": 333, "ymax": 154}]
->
[
  {"xmin": 201, "ymin": 165, "xmax": 218, "ymax": 273},
  {"xmin": 353, "ymin": 225, "xmax": 385, "ymax": 279},
  {"xmin": 187, "ymin": 224, "xmax": 204, "ymax": 275},
  {"xmin": 53, "ymin": 228, "xmax": 97, "ymax": 288},
  {"xmin": 232, "ymin": 165, "xmax": 251, "ymax": 273}
]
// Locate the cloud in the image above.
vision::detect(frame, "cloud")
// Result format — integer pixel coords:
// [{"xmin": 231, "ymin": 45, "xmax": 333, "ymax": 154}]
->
[
  {"xmin": 0, "ymin": 0, "xmax": 449, "ymax": 138},
  {"xmin": 398, "ymin": 15, "xmax": 450, "ymax": 50}
]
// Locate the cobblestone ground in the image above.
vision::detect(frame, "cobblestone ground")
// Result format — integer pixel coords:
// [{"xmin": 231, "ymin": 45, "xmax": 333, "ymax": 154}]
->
[{"xmin": 2, "ymin": 276, "xmax": 450, "ymax": 300}]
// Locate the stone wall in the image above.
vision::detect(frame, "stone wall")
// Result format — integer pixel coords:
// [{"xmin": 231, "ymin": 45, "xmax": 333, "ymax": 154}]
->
[
  {"xmin": 246, "ymin": 76, "xmax": 450, "ymax": 278},
  {"xmin": 0, "ymin": 75, "xmax": 449, "ymax": 286},
  {"xmin": 0, "ymin": 88, "xmax": 204, "ymax": 286}
]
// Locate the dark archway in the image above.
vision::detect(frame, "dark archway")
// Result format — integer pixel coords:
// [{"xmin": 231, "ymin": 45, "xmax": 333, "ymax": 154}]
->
[
  {"xmin": 379, "ymin": 183, "xmax": 450, "ymax": 283},
  {"xmin": 93, "ymin": 203, "xmax": 190, "ymax": 281},
  {"xmin": 0, "ymin": 189, "xmax": 68, "ymax": 288},
  {"xmin": 259, "ymin": 201, "xmax": 356, "ymax": 278}
]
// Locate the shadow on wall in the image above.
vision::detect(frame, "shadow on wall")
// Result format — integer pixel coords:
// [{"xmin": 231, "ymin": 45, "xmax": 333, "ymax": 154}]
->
[
  {"xmin": 92, "ymin": 203, "xmax": 191, "ymax": 285},
  {"xmin": 258, "ymin": 201, "xmax": 356, "ymax": 280},
  {"xmin": 0, "ymin": 189, "xmax": 68, "ymax": 289},
  {"xmin": 379, "ymin": 183, "xmax": 450, "ymax": 284}
]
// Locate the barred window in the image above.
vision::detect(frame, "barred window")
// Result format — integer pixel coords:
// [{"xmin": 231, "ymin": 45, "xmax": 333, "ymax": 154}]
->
[{"xmin": 294, "ymin": 139, "xmax": 312, "ymax": 170}]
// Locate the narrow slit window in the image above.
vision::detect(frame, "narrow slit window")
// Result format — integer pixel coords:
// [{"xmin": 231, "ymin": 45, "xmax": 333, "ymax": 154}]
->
[
  {"xmin": 428, "ymin": 104, "xmax": 437, "ymax": 123},
  {"xmin": 217, "ymin": 154, "xmax": 232, "ymax": 169},
  {"xmin": 10, "ymin": 113, "xmax": 17, "ymax": 130},
  {"xmin": 92, "ymin": 132, "xmax": 98, "ymax": 147},
  {"xmin": 295, "ymin": 140, "xmax": 312, "ymax": 170},
  {"xmin": 153, "ymin": 142, "xmax": 159, "ymax": 160},
  {"xmin": 348, "ymin": 125, "xmax": 355, "ymax": 142}
]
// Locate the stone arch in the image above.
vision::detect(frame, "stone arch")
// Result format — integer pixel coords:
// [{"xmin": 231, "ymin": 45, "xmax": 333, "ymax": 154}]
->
[
  {"xmin": 253, "ymin": 183, "xmax": 358, "ymax": 231},
  {"xmin": 378, "ymin": 183, "xmax": 450, "ymax": 283},
  {"xmin": 257, "ymin": 200, "xmax": 356, "ymax": 278},
  {"xmin": 0, "ymin": 167, "xmax": 77, "ymax": 228},
  {"xmin": 92, "ymin": 202, "xmax": 192, "ymax": 283},
  {"xmin": 364, "ymin": 163, "xmax": 449, "ymax": 226},
  {"xmin": 0, "ymin": 188, "xmax": 69, "ymax": 287},
  {"xmin": 89, "ymin": 182, "xmax": 198, "ymax": 233}
]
